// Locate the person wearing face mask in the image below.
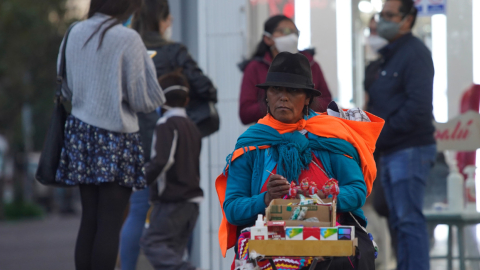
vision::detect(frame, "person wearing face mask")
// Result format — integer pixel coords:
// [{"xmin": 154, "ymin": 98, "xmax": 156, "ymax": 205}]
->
[
  {"xmin": 119, "ymin": 1, "xmax": 216, "ymax": 269},
  {"xmin": 365, "ymin": 1, "xmax": 436, "ymax": 270},
  {"xmin": 365, "ymin": 16, "xmax": 388, "ymax": 62},
  {"xmin": 238, "ymin": 15, "xmax": 332, "ymax": 125}
]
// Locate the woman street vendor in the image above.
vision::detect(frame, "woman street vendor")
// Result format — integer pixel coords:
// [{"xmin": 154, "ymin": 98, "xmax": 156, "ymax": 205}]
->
[{"xmin": 216, "ymin": 52, "xmax": 384, "ymax": 269}]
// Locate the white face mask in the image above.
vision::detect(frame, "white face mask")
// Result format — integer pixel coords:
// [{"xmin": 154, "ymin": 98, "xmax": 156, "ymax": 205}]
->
[
  {"xmin": 163, "ymin": 26, "xmax": 172, "ymax": 40},
  {"xmin": 273, "ymin": 33, "xmax": 299, "ymax": 54},
  {"xmin": 367, "ymin": 35, "xmax": 388, "ymax": 53}
]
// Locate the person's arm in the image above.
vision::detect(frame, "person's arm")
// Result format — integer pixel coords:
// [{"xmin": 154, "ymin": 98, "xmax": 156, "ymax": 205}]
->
[
  {"xmin": 329, "ymin": 153, "xmax": 367, "ymax": 212},
  {"xmin": 311, "ymin": 62, "xmax": 332, "ymax": 112},
  {"xmin": 223, "ymin": 151, "xmax": 268, "ymax": 226},
  {"xmin": 124, "ymin": 37, "xmax": 166, "ymax": 113},
  {"xmin": 175, "ymin": 45, "xmax": 217, "ymax": 103},
  {"xmin": 56, "ymin": 38, "xmax": 72, "ymax": 101},
  {"xmin": 239, "ymin": 62, "xmax": 267, "ymax": 125},
  {"xmin": 387, "ymin": 49, "xmax": 434, "ymax": 133},
  {"xmin": 145, "ymin": 122, "xmax": 175, "ymax": 185}
]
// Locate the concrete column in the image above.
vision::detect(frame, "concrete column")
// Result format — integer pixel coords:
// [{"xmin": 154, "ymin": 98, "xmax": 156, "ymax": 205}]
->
[
  {"xmin": 446, "ymin": 0, "xmax": 473, "ymax": 119},
  {"xmin": 311, "ymin": 0, "xmax": 339, "ymax": 100}
]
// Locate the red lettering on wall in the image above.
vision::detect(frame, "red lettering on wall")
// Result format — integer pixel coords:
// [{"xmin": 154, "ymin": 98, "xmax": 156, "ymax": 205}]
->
[{"xmin": 435, "ymin": 119, "xmax": 474, "ymax": 141}]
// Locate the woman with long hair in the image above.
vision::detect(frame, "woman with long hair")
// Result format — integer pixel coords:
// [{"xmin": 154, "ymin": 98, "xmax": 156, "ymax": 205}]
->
[
  {"xmin": 55, "ymin": 0, "xmax": 165, "ymax": 269},
  {"xmin": 119, "ymin": 1, "xmax": 217, "ymax": 269},
  {"xmin": 239, "ymin": 15, "xmax": 332, "ymax": 125}
]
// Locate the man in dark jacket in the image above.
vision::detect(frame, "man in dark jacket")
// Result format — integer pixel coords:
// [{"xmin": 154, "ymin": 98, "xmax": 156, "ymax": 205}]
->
[{"xmin": 366, "ymin": 1, "xmax": 436, "ymax": 270}]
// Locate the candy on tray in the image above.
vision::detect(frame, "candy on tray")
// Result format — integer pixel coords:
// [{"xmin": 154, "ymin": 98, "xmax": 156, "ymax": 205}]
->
[
  {"xmin": 309, "ymin": 181, "xmax": 318, "ymax": 196},
  {"xmin": 286, "ymin": 227, "xmax": 303, "ymax": 240},
  {"xmin": 320, "ymin": 227, "xmax": 338, "ymax": 241},
  {"xmin": 304, "ymin": 217, "xmax": 320, "ymax": 222},
  {"xmin": 303, "ymin": 227, "xmax": 321, "ymax": 240},
  {"xmin": 297, "ymin": 207, "xmax": 308, "ymax": 220},
  {"xmin": 290, "ymin": 206, "xmax": 301, "ymax": 220},
  {"xmin": 300, "ymin": 178, "xmax": 310, "ymax": 192},
  {"xmin": 321, "ymin": 179, "xmax": 340, "ymax": 200},
  {"xmin": 288, "ymin": 181, "xmax": 298, "ymax": 198}
]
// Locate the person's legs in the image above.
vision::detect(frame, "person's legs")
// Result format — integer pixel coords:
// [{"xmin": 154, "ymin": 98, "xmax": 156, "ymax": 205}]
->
[
  {"xmin": 380, "ymin": 153, "xmax": 399, "ymax": 258},
  {"xmin": 120, "ymin": 187, "xmax": 151, "ymax": 270},
  {"xmin": 90, "ymin": 183, "xmax": 132, "ymax": 270},
  {"xmin": 383, "ymin": 145, "xmax": 436, "ymax": 270},
  {"xmin": 75, "ymin": 185, "xmax": 99, "ymax": 270},
  {"xmin": 141, "ymin": 202, "xmax": 199, "ymax": 270}
]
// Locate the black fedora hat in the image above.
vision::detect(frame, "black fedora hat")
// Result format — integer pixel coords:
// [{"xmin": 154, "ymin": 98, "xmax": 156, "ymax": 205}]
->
[{"xmin": 256, "ymin": 52, "xmax": 321, "ymax": 96}]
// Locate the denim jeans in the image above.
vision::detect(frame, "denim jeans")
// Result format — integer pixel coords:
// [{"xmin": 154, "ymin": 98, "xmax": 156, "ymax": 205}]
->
[
  {"xmin": 119, "ymin": 187, "xmax": 151, "ymax": 270},
  {"xmin": 380, "ymin": 144, "xmax": 436, "ymax": 270}
]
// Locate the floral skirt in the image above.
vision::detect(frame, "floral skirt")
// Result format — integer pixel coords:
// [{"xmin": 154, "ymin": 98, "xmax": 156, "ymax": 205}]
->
[{"xmin": 55, "ymin": 115, "xmax": 146, "ymax": 189}]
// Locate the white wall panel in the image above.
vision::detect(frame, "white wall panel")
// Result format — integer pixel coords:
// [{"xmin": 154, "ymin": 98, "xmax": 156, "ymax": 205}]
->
[
  {"xmin": 446, "ymin": 0, "xmax": 473, "ymax": 119},
  {"xmin": 195, "ymin": 0, "xmax": 248, "ymax": 269},
  {"xmin": 206, "ymin": 0, "xmax": 246, "ymax": 36},
  {"xmin": 311, "ymin": 0, "xmax": 338, "ymax": 99}
]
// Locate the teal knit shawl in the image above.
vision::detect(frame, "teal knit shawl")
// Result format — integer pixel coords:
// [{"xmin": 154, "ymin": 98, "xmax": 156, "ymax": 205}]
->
[{"xmin": 226, "ymin": 122, "xmax": 360, "ymax": 183}]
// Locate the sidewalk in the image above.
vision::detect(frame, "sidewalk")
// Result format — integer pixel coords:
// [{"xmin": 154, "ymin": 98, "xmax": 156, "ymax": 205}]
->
[
  {"xmin": 0, "ymin": 214, "xmax": 79, "ymax": 270},
  {"xmin": 0, "ymin": 214, "xmax": 154, "ymax": 270}
]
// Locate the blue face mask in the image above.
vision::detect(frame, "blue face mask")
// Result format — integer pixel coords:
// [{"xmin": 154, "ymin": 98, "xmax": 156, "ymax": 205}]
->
[
  {"xmin": 123, "ymin": 15, "xmax": 133, "ymax": 28},
  {"xmin": 377, "ymin": 18, "xmax": 402, "ymax": 41}
]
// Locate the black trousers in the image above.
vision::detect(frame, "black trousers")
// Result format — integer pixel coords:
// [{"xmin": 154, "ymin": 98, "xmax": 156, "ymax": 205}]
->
[
  {"xmin": 75, "ymin": 183, "xmax": 132, "ymax": 270},
  {"xmin": 302, "ymin": 214, "xmax": 376, "ymax": 270},
  {"xmin": 140, "ymin": 201, "xmax": 199, "ymax": 270}
]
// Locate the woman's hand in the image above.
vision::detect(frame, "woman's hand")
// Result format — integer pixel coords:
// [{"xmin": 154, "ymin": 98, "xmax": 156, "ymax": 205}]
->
[{"xmin": 264, "ymin": 174, "xmax": 290, "ymax": 205}]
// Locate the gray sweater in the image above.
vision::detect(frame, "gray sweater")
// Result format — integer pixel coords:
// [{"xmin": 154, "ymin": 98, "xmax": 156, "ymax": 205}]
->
[{"xmin": 58, "ymin": 13, "xmax": 165, "ymax": 133}]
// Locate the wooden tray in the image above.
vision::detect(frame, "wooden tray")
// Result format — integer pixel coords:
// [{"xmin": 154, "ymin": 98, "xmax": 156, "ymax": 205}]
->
[{"xmin": 249, "ymin": 238, "xmax": 357, "ymax": 257}]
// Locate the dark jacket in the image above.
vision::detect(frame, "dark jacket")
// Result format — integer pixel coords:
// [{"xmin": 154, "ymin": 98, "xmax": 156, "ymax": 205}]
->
[
  {"xmin": 146, "ymin": 108, "xmax": 203, "ymax": 202},
  {"xmin": 366, "ymin": 33, "xmax": 436, "ymax": 154},
  {"xmin": 135, "ymin": 32, "xmax": 217, "ymax": 162},
  {"xmin": 142, "ymin": 32, "xmax": 217, "ymax": 105},
  {"xmin": 238, "ymin": 51, "xmax": 332, "ymax": 125}
]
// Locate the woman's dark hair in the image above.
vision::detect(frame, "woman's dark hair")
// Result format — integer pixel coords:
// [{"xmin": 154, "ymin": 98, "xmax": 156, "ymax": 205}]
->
[
  {"xmin": 158, "ymin": 69, "xmax": 190, "ymax": 108},
  {"xmin": 132, "ymin": 0, "xmax": 170, "ymax": 38},
  {"xmin": 85, "ymin": 0, "xmax": 142, "ymax": 49},
  {"xmin": 251, "ymin": 15, "xmax": 294, "ymax": 60}
]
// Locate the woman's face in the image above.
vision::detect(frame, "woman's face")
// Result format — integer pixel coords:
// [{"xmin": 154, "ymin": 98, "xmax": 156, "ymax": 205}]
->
[
  {"xmin": 263, "ymin": 20, "xmax": 299, "ymax": 48},
  {"xmin": 271, "ymin": 20, "xmax": 298, "ymax": 38},
  {"xmin": 266, "ymin": 86, "xmax": 310, "ymax": 124},
  {"xmin": 159, "ymin": 14, "xmax": 172, "ymax": 36}
]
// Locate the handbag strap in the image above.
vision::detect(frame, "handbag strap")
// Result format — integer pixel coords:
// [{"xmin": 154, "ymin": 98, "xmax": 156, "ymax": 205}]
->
[{"xmin": 56, "ymin": 22, "xmax": 78, "ymax": 99}]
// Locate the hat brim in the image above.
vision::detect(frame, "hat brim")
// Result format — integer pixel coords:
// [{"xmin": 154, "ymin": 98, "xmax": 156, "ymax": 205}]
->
[{"xmin": 256, "ymin": 82, "xmax": 322, "ymax": 96}]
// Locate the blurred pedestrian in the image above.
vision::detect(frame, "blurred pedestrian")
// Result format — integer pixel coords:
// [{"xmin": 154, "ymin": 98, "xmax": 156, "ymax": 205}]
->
[
  {"xmin": 54, "ymin": 0, "xmax": 165, "ymax": 269},
  {"xmin": 140, "ymin": 71, "xmax": 203, "ymax": 270},
  {"xmin": 365, "ymin": 1, "xmax": 436, "ymax": 270},
  {"xmin": 365, "ymin": 16, "xmax": 388, "ymax": 63},
  {"xmin": 238, "ymin": 15, "xmax": 332, "ymax": 125},
  {"xmin": 119, "ymin": 1, "xmax": 216, "ymax": 269},
  {"xmin": 133, "ymin": 0, "xmax": 218, "ymax": 137}
]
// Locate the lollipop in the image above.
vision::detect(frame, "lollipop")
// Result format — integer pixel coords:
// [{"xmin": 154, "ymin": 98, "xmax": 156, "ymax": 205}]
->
[
  {"xmin": 321, "ymin": 179, "xmax": 340, "ymax": 200},
  {"xmin": 288, "ymin": 181, "xmax": 298, "ymax": 198},
  {"xmin": 309, "ymin": 181, "xmax": 318, "ymax": 196},
  {"xmin": 300, "ymin": 178, "xmax": 310, "ymax": 192}
]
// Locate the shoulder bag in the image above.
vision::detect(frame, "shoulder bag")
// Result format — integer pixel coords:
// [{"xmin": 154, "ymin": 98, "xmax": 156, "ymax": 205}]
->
[{"xmin": 35, "ymin": 23, "xmax": 77, "ymax": 186}]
